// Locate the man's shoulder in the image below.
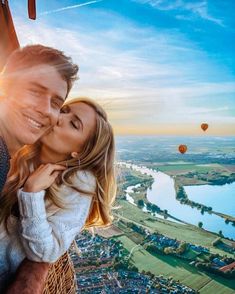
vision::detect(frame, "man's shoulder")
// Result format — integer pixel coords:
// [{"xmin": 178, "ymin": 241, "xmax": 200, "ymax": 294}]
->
[
  {"xmin": 0, "ymin": 137, "xmax": 11, "ymax": 193},
  {"xmin": 0, "ymin": 137, "xmax": 10, "ymax": 165}
]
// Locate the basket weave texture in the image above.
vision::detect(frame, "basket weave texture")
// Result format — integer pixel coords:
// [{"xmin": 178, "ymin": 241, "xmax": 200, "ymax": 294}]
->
[{"xmin": 43, "ymin": 251, "xmax": 76, "ymax": 294}]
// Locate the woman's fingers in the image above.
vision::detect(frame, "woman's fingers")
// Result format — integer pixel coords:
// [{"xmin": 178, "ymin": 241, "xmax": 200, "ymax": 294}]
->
[
  {"xmin": 43, "ymin": 163, "xmax": 66, "ymax": 174},
  {"xmin": 51, "ymin": 171, "xmax": 60, "ymax": 180},
  {"xmin": 23, "ymin": 163, "xmax": 66, "ymax": 193}
]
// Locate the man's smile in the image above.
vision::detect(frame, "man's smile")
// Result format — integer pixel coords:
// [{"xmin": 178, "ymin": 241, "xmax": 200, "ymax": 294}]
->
[{"xmin": 25, "ymin": 115, "xmax": 45, "ymax": 130}]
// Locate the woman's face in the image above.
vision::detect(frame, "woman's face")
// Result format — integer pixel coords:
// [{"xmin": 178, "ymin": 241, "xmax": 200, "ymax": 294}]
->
[{"xmin": 41, "ymin": 102, "xmax": 96, "ymax": 159}]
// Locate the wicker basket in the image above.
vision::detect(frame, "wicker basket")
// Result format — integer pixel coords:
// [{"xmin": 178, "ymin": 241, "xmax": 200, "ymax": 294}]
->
[{"xmin": 43, "ymin": 251, "xmax": 77, "ymax": 294}]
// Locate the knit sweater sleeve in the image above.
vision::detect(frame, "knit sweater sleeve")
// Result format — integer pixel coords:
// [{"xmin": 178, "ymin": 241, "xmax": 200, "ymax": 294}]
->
[{"xmin": 17, "ymin": 170, "xmax": 96, "ymax": 263}]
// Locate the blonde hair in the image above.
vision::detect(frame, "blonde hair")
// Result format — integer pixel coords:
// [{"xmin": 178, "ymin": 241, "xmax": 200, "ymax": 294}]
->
[{"xmin": 0, "ymin": 97, "xmax": 116, "ymax": 230}]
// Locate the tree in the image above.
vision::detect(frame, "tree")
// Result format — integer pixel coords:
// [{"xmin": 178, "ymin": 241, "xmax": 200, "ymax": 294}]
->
[
  {"xmin": 146, "ymin": 202, "xmax": 152, "ymax": 211},
  {"xmin": 176, "ymin": 242, "xmax": 187, "ymax": 254},
  {"xmin": 225, "ymin": 218, "xmax": 230, "ymax": 224},
  {"xmin": 152, "ymin": 204, "xmax": 160, "ymax": 213},
  {"xmin": 218, "ymin": 230, "xmax": 223, "ymax": 237},
  {"xmin": 164, "ymin": 247, "xmax": 175, "ymax": 255},
  {"xmin": 198, "ymin": 222, "xmax": 203, "ymax": 228},
  {"xmin": 137, "ymin": 199, "xmax": 144, "ymax": 208}
]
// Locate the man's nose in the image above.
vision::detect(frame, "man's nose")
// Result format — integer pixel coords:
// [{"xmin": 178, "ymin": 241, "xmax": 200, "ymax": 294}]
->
[
  {"xmin": 38, "ymin": 96, "xmax": 58, "ymax": 126},
  {"xmin": 38, "ymin": 96, "xmax": 52, "ymax": 115}
]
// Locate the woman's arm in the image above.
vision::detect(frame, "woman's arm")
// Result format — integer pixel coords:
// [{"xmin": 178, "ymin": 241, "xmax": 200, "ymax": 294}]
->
[{"xmin": 17, "ymin": 170, "xmax": 95, "ymax": 263}]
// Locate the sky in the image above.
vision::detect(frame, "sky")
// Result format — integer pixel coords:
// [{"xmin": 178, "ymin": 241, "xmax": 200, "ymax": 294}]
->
[{"xmin": 8, "ymin": 0, "xmax": 235, "ymax": 135}]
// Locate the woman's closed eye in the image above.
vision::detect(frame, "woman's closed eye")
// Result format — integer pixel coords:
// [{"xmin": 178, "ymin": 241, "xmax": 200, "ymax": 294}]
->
[{"xmin": 71, "ymin": 120, "xmax": 80, "ymax": 130}]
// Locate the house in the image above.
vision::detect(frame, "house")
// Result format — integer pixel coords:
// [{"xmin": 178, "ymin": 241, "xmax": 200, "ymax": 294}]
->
[{"xmin": 219, "ymin": 261, "xmax": 235, "ymax": 273}]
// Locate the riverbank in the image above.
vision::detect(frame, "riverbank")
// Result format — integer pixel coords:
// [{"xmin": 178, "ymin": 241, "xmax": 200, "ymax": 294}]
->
[
  {"xmin": 114, "ymin": 200, "xmax": 235, "ymax": 293},
  {"xmin": 115, "ymin": 198, "xmax": 235, "ymax": 258},
  {"xmin": 172, "ymin": 167, "xmax": 235, "ymax": 225},
  {"xmin": 118, "ymin": 162, "xmax": 235, "ymax": 239},
  {"xmin": 115, "ymin": 162, "xmax": 235, "ymax": 293},
  {"xmin": 118, "ymin": 165, "xmax": 184, "ymax": 224}
]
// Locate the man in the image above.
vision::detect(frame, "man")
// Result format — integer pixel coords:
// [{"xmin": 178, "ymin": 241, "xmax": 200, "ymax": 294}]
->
[
  {"xmin": 0, "ymin": 44, "xmax": 78, "ymax": 155},
  {"xmin": 0, "ymin": 44, "xmax": 78, "ymax": 293},
  {"xmin": 0, "ymin": 43, "xmax": 78, "ymax": 193}
]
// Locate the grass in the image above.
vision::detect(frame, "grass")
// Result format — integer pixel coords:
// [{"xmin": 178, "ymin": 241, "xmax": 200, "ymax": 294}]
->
[
  {"xmin": 128, "ymin": 232, "xmax": 145, "ymax": 244},
  {"xmin": 149, "ymin": 163, "xmax": 228, "ymax": 176},
  {"xmin": 116, "ymin": 199, "xmax": 234, "ymax": 258},
  {"xmin": 115, "ymin": 162, "xmax": 235, "ymax": 293},
  {"xmin": 181, "ymin": 249, "xmax": 200, "ymax": 260},
  {"xmin": 115, "ymin": 235, "xmax": 235, "ymax": 293}
]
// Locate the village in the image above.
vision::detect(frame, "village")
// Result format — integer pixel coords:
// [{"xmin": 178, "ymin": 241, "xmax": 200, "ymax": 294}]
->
[
  {"xmin": 121, "ymin": 221, "xmax": 235, "ymax": 278},
  {"xmin": 71, "ymin": 214, "xmax": 235, "ymax": 293},
  {"xmin": 71, "ymin": 231, "xmax": 197, "ymax": 293}
]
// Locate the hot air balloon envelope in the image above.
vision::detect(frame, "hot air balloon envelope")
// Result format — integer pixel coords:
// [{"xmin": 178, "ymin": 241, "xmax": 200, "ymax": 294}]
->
[
  {"xmin": 201, "ymin": 123, "xmax": 208, "ymax": 131},
  {"xmin": 0, "ymin": 1, "xmax": 19, "ymax": 71},
  {"xmin": 178, "ymin": 144, "xmax": 187, "ymax": 154},
  {"xmin": 28, "ymin": 0, "xmax": 36, "ymax": 20}
]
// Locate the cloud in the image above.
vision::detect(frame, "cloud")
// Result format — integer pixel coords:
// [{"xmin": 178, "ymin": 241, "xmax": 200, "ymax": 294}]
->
[
  {"xmin": 13, "ymin": 8, "xmax": 234, "ymax": 133},
  {"xmin": 40, "ymin": 0, "xmax": 103, "ymax": 16},
  {"xmin": 134, "ymin": 0, "xmax": 224, "ymax": 26},
  {"xmin": 181, "ymin": 106, "xmax": 230, "ymax": 114}
]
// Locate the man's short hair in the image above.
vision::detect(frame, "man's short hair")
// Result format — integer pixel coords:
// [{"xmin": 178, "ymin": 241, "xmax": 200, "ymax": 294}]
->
[{"xmin": 2, "ymin": 44, "xmax": 79, "ymax": 97}]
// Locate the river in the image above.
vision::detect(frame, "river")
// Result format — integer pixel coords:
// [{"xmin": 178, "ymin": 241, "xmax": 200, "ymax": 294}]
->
[{"xmin": 122, "ymin": 162, "xmax": 235, "ymax": 239}]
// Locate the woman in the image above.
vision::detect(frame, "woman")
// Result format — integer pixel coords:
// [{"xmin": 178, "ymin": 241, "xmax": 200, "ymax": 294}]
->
[{"xmin": 0, "ymin": 97, "xmax": 116, "ymax": 289}]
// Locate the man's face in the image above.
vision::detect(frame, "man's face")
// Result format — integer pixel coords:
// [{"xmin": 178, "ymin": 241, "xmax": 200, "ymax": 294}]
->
[{"xmin": 3, "ymin": 64, "xmax": 68, "ymax": 145}]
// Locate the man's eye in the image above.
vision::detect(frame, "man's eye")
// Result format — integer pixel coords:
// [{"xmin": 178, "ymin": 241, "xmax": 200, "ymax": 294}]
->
[
  {"xmin": 52, "ymin": 101, "xmax": 61, "ymax": 108},
  {"xmin": 30, "ymin": 89, "xmax": 41, "ymax": 96}
]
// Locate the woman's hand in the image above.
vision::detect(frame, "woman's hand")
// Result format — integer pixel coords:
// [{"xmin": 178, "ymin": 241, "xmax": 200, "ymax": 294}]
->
[{"xmin": 23, "ymin": 163, "xmax": 66, "ymax": 193}]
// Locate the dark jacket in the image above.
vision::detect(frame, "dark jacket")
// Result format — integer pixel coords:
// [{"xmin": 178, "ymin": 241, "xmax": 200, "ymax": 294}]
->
[{"xmin": 0, "ymin": 137, "xmax": 10, "ymax": 194}]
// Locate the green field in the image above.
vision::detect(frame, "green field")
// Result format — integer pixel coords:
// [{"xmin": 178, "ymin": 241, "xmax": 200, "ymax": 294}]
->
[
  {"xmin": 115, "ymin": 165, "xmax": 235, "ymax": 293},
  {"xmin": 116, "ymin": 235, "xmax": 235, "ymax": 294},
  {"xmin": 115, "ymin": 199, "xmax": 234, "ymax": 257},
  {"xmin": 150, "ymin": 163, "xmax": 227, "ymax": 175}
]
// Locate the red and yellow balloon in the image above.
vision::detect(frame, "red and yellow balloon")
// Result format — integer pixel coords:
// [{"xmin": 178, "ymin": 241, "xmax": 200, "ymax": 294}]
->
[
  {"xmin": 178, "ymin": 144, "xmax": 187, "ymax": 154},
  {"xmin": 201, "ymin": 123, "xmax": 208, "ymax": 132}
]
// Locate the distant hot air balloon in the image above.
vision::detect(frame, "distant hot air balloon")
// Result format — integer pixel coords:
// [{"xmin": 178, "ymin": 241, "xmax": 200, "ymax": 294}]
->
[
  {"xmin": 201, "ymin": 123, "xmax": 208, "ymax": 132},
  {"xmin": 178, "ymin": 144, "xmax": 187, "ymax": 154}
]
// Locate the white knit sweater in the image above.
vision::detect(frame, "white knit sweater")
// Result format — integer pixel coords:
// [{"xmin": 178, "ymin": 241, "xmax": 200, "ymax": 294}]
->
[{"xmin": 0, "ymin": 170, "xmax": 95, "ymax": 289}]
